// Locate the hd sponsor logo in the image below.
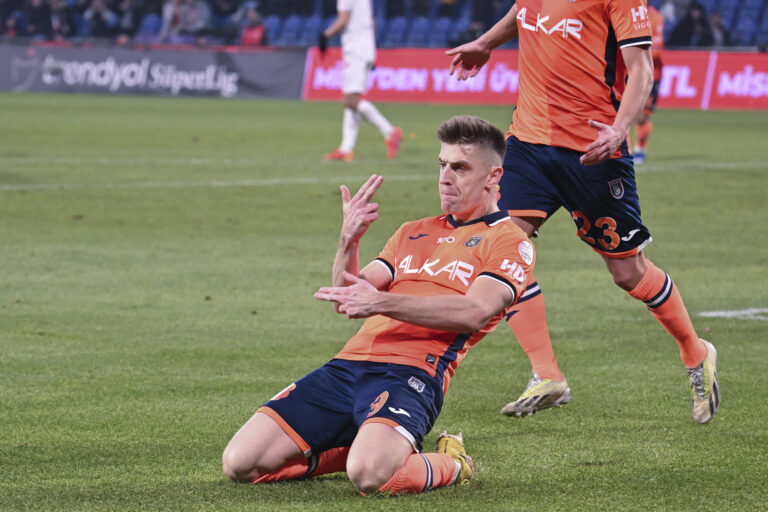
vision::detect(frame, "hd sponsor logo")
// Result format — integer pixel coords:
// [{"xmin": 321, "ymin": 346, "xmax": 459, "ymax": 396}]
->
[
  {"xmin": 516, "ymin": 7, "xmax": 583, "ymax": 39},
  {"xmin": 38, "ymin": 55, "xmax": 239, "ymax": 96},
  {"xmin": 630, "ymin": 5, "xmax": 651, "ymax": 29},
  {"xmin": 500, "ymin": 258, "xmax": 527, "ymax": 283}
]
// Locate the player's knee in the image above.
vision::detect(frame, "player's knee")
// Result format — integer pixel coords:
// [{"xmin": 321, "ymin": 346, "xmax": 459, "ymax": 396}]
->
[
  {"xmin": 221, "ymin": 446, "xmax": 262, "ymax": 482},
  {"xmin": 346, "ymin": 457, "xmax": 391, "ymax": 494},
  {"xmin": 611, "ymin": 266, "xmax": 643, "ymax": 291}
]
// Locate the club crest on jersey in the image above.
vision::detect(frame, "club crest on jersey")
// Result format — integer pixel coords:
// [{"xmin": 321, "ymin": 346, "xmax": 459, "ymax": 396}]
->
[
  {"xmin": 609, "ymin": 179, "xmax": 625, "ymax": 199},
  {"xmin": 464, "ymin": 236, "xmax": 484, "ymax": 247},
  {"xmin": 408, "ymin": 376, "xmax": 425, "ymax": 393}
]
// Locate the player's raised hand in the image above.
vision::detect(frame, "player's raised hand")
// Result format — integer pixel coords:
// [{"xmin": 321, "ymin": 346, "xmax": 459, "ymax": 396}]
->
[
  {"xmin": 446, "ymin": 41, "xmax": 491, "ymax": 81},
  {"xmin": 339, "ymin": 174, "xmax": 383, "ymax": 243},
  {"xmin": 580, "ymin": 120, "xmax": 625, "ymax": 165},
  {"xmin": 315, "ymin": 271, "xmax": 380, "ymax": 318}
]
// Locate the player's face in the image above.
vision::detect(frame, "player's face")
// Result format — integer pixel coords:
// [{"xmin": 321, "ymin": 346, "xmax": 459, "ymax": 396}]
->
[{"xmin": 438, "ymin": 143, "xmax": 496, "ymax": 222}]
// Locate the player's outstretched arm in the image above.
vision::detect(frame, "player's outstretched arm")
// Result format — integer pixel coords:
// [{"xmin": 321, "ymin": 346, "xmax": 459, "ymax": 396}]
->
[
  {"xmin": 446, "ymin": 4, "xmax": 519, "ymax": 80},
  {"xmin": 315, "ymin": 272, "xmax": 514, "ymax": 332},
  {"xmin": 331, "ymin": 174, "xmax": 384, "ymax": 289},
  {"xmin": 581, "ymin": 46, "xmax": 653, "ymax": 165}
]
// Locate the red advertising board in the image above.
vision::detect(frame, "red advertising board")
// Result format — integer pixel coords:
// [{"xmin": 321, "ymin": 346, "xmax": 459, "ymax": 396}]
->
[{"xmin": 304, "ymin": 47, "xmax": 768, "ymax": 110}]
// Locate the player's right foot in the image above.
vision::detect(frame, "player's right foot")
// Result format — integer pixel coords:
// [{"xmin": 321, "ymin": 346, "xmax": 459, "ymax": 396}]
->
[
  {"xmin": 385, "ymin": 127, "xmax": 403, "ymax": 159},
  {"xmin": 633, "ymin": 149, "xmax": 645, "ymax": 164},
  {"xmin": 325, "ymin": 149, "xmax": 354, "ymax": 161},
  {"xmin": 436, "ymin": 431, "xmax": 474, "ymax": 484},
  {"xmin": 501, "ymin": 373, "xmax": 571, "ymax": 417},
  {"xmin": 688, "ymin": 339, "xmax": 720, "ymax": 424}
]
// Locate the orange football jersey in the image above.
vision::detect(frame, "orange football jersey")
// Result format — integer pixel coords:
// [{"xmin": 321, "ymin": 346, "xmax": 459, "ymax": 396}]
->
[
  {"xmin": 507, "ymin": 0, "xmax": 653, "ymax": 155},
  {"xmin": 648, "ymin": 5, "xmax": 664, "ymax": 81},
  {"xmin": 334, "ymin": 211, "xmax": 535, "ymax": 394}
]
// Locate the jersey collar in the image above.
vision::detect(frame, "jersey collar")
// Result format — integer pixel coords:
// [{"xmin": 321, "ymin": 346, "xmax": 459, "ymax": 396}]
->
[{"xmin": 444, "ymin": 210, "xmax": 509, "ymax": 228}]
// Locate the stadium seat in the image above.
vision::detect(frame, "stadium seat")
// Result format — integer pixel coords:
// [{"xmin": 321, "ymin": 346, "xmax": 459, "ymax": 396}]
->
[
  {"xmin": 297, "ymin": 15, "xmax": 323, "ymax": 47},
  {"xmin": 733, "ymin": 16, "xmax": 758, "ymax": 45},
  {"xmin": 274, "ymin": 15, "xmax": 304, "ymax": 46},
  {"xmin": 136, "ymin": 14, "xmax": 161, "ymax": 37},
  {"xmin": 405, "ymin": 16, "xmax": 431, "ymax": 47},
  {"xmin": 427, "ymin": 16, "xmax": 454, "ymax": 48},
  {"xmin": 262, "ymin": 15, "xmax": 282, "ymax": 44},
  {"xmin": 379, "ymin": 16, "xmax": 409, "ymax": 48}
]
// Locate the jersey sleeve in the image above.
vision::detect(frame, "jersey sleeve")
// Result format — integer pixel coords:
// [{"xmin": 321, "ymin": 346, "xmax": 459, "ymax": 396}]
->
[
  {"xmin": 374, "ymin": 222, "xmax": 409, "ymax": 280},
  {"xmin": 607, "ymin": 0, "xmax": 653, "ymax": 48},
  {"xmin": 337, "ymin": 0, "xmax": 353, "ymax": 11},
  {"xmin": 475, "ymin": 233, "xmax": 536, "ymax": 306}
]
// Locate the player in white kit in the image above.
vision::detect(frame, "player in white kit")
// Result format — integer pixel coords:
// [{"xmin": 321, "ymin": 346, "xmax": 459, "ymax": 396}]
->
[{"xmin": 320, "ymin": 0, "xmax": 402, "ymax": 161}]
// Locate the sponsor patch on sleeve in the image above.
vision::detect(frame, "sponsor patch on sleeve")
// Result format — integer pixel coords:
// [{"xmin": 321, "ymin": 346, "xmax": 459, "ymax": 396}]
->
[{"xmin": 518, "ymin": 240, "xmax": 534, "ymax": 265}]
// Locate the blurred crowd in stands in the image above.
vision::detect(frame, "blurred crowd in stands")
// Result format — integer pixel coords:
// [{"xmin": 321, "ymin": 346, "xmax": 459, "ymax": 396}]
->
[{"xmin": 0, "ymin": 0, "xmax": 765, "ymax": 48}]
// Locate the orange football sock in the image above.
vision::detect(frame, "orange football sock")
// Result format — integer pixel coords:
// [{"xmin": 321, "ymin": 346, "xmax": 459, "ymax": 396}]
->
[
  {"xmin": 636, "ymin": 120, "xmax": 652, "ymax": 150},
  {"xmin": 253, "ymin": 446, "xmax": 349, "ymax": 483},
  {"xmin": 378, "ymin": 453, "xmax": 459, "ymax": 494},
  {"xmin": 627, "ymin": 260, "xmax": 706, "ymax": 368},
  {"xmin": 506, "ymin": 281, "xmax": 564, "ymax": 380}
]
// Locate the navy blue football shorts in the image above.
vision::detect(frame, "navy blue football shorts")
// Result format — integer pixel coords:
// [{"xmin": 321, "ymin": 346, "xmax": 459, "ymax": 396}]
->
[
  {"xmin": 259, "ymin": 359, "xmax": 444, "ymax": 456},
  {"xmin": 499, "ymin": 136, "xmax": 652, "ymax": 258}
]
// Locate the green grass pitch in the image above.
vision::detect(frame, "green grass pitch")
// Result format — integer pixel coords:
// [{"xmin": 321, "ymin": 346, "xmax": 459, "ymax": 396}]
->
[{"xmin": 1, "ymin": 92, "xmax": 767, "ymax": 511}]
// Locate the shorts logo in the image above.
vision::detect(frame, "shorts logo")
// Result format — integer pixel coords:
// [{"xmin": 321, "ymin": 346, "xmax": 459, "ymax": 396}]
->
[
  {"xmin": 388, "ymin": 407, "xmax": 411, "ymax": 417},
  {"xmin": 367, "ymin": 391, "xmax": 389, "ymax": 418},
  {"xmin": 609, "ymin": 179, "xmax": 625, "ymax": 199},
  {"xmin": 425, "ymin": 354, "xmax": 437, "ymax": 365},
  {"xmin": 464, "ymin": 236, "xmax": 484, "ymax": 247},
  {"xmin": 270, "ymin": 383, "xmax": 296, "ymax": 401},
  {"xmin": 408, "ymin": 376, "xmax": 425, "ymax": 393}
]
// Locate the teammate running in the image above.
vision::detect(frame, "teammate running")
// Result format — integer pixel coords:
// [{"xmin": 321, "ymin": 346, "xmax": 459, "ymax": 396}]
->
[
  {"xmin": 223, "ymin": 116, "xmax": 538, "ymax": 494},
  {"xmin": 447, "ymin": 0, "xmax": 719, "ymax": 423},
  {"xmin": 633, "ymin": 4, "xmax": 665, "ymax": 164}
]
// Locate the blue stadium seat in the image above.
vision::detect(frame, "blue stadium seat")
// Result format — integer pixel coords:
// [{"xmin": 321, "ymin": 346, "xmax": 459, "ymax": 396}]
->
[
  {"xmin": 297, "ymin": 15, "xmax": 323, "ymax": 47},
  {"xmin": 262, "ymin": 15, "xmax": 282, "ymax": 44},
  {"xmin": 380, "ymin": 16, "xmax": 409, "ymax": 48},
  {"xmin": 406, "ymin": 16, "xmax": 431, "ymax": 47},
  {"xmin": 136, "ymin": 14, "xmax": 161, "ymax": 36},
  {"xmin": 427, "ymin": 16, "xmax": 454, "ymax": 48},
  {"xmin": 732, "ymin": 17, "xmax": 758, "ymax": 45},
  {"xmin": 274, "ymin": 15, "xmax": 305, "ymax": 46}
]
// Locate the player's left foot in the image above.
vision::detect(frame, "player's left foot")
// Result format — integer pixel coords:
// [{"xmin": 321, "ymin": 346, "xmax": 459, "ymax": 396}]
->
[
  {"xmin": 325, "ymin": 148, "xmax": 354, "ymax": 161},
  {"xmin": 633, "ymin": 149, "xmax": 645, "ymax": 164},
  {"xmin": 688, "ymin": 339, "xmax": 720, "ymax": 424},
  {"xmin": 385, "ymin": 127, "xmax": 403, "ymax": 159},
  {"xmin": 436, "ymin": 431, "xmax": 474, "ymax": 484}
]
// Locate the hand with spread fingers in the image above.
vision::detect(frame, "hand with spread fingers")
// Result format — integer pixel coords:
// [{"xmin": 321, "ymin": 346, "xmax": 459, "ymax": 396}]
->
[
  {"xmin": 446, "ymin": 41, "xmax": 491, "ymax": 81},
  {"xmin": 339, "ymin": 174, "xmax": 383, "ymax": 244}
]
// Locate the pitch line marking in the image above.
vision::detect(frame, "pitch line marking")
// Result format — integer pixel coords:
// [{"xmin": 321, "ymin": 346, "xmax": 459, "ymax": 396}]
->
[
  {"xmin": 0, "ymin": 173, "xmax": 436, "ymax": 192},
  {"xmin": 1, "ymin": 158, "xmax": 764, "ymax": 192},
  {"xmin": 698, "ymin": 308, "xmax": 768, "ymax": 321}
]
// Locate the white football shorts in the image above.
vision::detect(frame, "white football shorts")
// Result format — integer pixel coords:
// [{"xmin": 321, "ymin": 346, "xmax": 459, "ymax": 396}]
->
[{"xmin": 342, "ymin": 55, "xmax": 374, "ymax": 95}]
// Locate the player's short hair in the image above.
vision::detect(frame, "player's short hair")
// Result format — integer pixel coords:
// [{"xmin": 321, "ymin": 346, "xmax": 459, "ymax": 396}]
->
[{"xmin": 437, "ymin": 115, "xmax": 506, "ymax": 163}]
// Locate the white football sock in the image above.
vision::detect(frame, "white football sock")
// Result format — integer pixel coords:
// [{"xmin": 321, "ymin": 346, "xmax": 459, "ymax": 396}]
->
[
  {"xmin": 340, "ymin": 107, "xmax": 361, "ymax": 152},
  {"xmin": 357, "ymin": 100, "xmax": 393, "ymax": 138}
]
